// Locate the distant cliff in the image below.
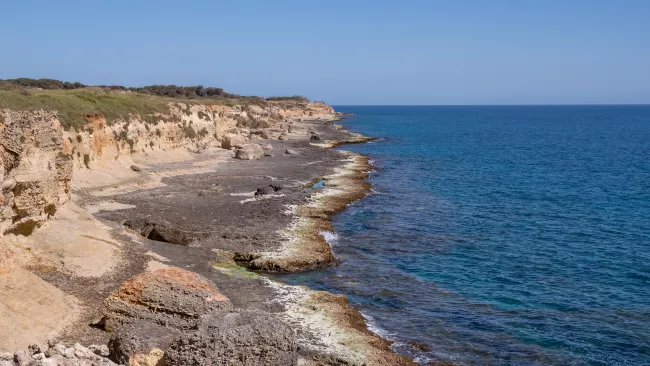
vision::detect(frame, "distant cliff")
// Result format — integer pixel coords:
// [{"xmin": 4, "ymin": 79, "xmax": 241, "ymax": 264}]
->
[{"xmin": 0, "ymin": 87, "xmax": 336, "ymax": 234}]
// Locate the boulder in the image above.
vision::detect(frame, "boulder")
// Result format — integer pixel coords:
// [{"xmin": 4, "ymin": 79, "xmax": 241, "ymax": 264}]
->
[
  {"xmin": 103, "ymin": 267, "xmax": 232, "ymax": 332},
  {"xmin": 235, "ymin": 144, "xmax": 264, "ymax": 160},
  {"xmin": 310, "ymin": 134, "xmax": 322, "ymax": 141},
  {"xmin": 165, "ymin": 310, "xmax": 297, "ymax": 366},
  {"xmin": 221, "ymin": 133, "xmax": 248, "ymax": 149},
  {"xmin": 285, "ymin": 149, "xmax": 299, "ymax": 155},
  {"xmin": 260, "ymin": 144, "xmax": 273, "ymax": 151},
  {"xmin": 255, "ymin": 186, "xmax": 275, "ymax": 196},
  {"xmin": 109, "ymin": 322, "xmax": 181, "ymax": 366}
]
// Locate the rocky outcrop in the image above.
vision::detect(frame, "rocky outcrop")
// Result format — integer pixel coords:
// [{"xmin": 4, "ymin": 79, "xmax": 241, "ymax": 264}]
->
[
  {"xmin": 102, "ymin": 267, "xmax": 232, "ymax": 332},
  {"xmin": 221, "ymin": 133, "xmax": 249, "ymax": 149},
  {"xmin": 104, "ymin": 268, "xmax": 298, "ymax": 366},
  {"xmin": 0, "ymin": 110, "xmax": 72, "ymax": 235},
  {"xmin": 109, "ymin": 322, "xmax": 181, "ymax": 366},
  {"xmin": 165, "ymin": 310, "xmax": 297, "ymax": 366},
  {"xmin": 123, "ymin": 218, "xmax": 208, "ymax": 245},
  {"xmin": 64, "ymin": 101, "xmax": 336, "ymax": 173}
]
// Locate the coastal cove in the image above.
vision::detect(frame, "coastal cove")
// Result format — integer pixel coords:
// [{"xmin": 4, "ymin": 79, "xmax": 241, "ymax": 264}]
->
[{"xmin": 280, "ymin": 105, "xmax": 650, "ymax": 365}]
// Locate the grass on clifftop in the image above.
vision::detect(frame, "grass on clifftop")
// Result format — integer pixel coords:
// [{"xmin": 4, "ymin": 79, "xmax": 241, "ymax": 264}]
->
[
  {"xmin": 0, "ymin": 88, "xmax": 171, "ymax": 130},
  {"xmin": 0, "ymin": 87, "xmax": 315, "ymax": 131}
]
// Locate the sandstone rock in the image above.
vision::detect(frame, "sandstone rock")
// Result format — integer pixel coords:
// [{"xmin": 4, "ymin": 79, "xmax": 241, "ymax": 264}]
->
[
  {"xmin": 73, "ymin": 343, "xmax": 91, "ymax": 359},
  {"xmin": 39, "ymin": 358, "xmax": 58, "ymax": 366},
  {"xmin": 87, "ymin": 345, "xmax": 110, "ymax": 357},
  {"xmin": 14, "ymin": 349, "xmax": 29, "ymax": 366},
  {"xmin": 0, "ymin": 353, "xmax": 12, "ymax": 361},
  {"xmin": 0, "ymin": 110, "xmax": 72, "ymax": 234},
  {"xmin": 45, "ymin": 344, "xmax": 66, "ymax": 358},
  {"xmin": 165, "ymin": 310, "xmax": 297, "ymax": 366},
  {"xmin": 261, "ymin": 144, "xmax": 273, "ymax": 150},
  {"xmin": 261, "ymin": 128, "xmax": 283, "ymax": 140},
  {"xmin": 103, "ymin": 267, "xmax": 232, "ymax": 332},
  {"xmin": 109, "ymin": 321, "xmax": 181, "ymax": 366},
  {"xmin": 278, "ymin": 133, "xmax": 289, "ymax": 140},
  {"xmin": 235, "ymin": 144, "xmax": 264, "ymax": 160},
  {"xmin": 221, "ymin": 133, "xmax": 248, "ymax": 149},
  {"xmin": 61, "ymin": 347, "xmax": 75, "ymax": 359}
]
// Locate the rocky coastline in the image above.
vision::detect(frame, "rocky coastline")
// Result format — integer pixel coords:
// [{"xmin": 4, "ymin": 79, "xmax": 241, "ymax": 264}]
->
[{"xmin": 0, "ymin": 94, "xmax": 415, "ymax": 366}]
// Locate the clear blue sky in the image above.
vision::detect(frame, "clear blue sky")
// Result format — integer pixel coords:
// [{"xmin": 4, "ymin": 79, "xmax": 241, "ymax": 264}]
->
[{"xmin": 1, "ymin": 0, "xmax": 649, "ymax": 105}]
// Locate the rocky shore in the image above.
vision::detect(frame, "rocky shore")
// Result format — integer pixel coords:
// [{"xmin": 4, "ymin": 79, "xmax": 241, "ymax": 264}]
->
[{"xmin": 0, "ymin": 96, "xmax": 415, "ymax": 365}]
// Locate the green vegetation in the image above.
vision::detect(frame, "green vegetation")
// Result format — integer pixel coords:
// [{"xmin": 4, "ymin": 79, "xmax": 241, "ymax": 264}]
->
[
  {"xmin": 0, "ymin": 78, "xmax": 85, "ymax": 90},
  {"xmin": 0, "ymin": 88, "xmax": 170, "ymax": 130},
  {"xmin": 265, "ymin": 95, "xmax": 309, "ymax": 102},
  {"xmin": 212, "ymin": 261, "xmax": 259, "ymax": 279},
  {"xmin": 0, "ymin": 78, "xmax": 315, "ymax": 131}
]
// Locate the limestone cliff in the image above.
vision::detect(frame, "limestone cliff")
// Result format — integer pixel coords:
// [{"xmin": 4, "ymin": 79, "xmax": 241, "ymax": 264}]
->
[
  {"xmin": 65, "ymin": 101, "xmax": 334, "ymax": 170},
  {"xmin": 0, "ymin": 100, "xmax": 335, "ymax": 233},
  {"xmin": 0, "ymin": 110, "xmax": 73, "ymax": 234}
]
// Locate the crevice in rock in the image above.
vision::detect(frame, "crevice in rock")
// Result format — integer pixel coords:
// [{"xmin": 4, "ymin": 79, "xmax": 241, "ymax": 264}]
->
[{"xmin": 123, "ymin": 218, "xmax": 207, "ymax": 246}]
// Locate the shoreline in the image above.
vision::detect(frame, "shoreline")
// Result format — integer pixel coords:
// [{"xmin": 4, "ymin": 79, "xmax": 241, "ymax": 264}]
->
[{"xmin": 0, "ymin": 102, "xmax": 415, "ymax": 364}]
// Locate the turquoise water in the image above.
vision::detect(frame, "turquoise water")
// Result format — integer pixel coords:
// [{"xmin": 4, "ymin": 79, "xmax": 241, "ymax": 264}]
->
[{"xmin": 283, "ymin": 106, "xmax": 650, "ymax": 365}]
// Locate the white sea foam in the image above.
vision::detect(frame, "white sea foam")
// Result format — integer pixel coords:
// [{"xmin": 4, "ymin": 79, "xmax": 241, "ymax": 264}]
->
[
  {"xmin": 359, "ymin": 311, "xmax": 395, "ymax": 340},
  {"xmin": 319, "ymin": 231, "xmax": 339, "ymax": 247}
]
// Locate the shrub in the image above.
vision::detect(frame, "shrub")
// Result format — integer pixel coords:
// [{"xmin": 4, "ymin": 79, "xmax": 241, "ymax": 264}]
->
[{"xmin": 184, "ymin": 125, "xmax": 197, "ymax": 139}]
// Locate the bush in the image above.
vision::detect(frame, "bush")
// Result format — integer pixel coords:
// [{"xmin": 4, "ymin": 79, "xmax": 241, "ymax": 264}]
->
[{"xmin": 266, "ymin": 95, "xmax": 309, "ymax": 102}]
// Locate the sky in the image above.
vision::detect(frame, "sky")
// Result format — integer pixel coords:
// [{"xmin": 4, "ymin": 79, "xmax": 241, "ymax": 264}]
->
[{"xmin": 1, "ymin": 0, "xmax": 649, "ymax": 105}]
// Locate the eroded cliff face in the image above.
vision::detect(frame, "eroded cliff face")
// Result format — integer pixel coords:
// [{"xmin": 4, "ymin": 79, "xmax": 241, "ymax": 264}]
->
[
  {"xmin": 65, "ymin": 101, "xmax": 335, "ymax": 172},
  {"xmin": 0, "ymin": 101, "xmax": 335, "ymax": 233},
  {"xmin": 0, "ymin": 110, "xmax": 73, "ymax": 235}
]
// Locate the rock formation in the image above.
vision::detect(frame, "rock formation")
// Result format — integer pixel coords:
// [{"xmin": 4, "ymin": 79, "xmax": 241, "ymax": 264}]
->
[
  {"xmin": 0, "ymin": 110, "xmax": 72, "ymax": 235},
  {"xmin": 102, "ymin": 267, "xmax": 233, "ymax": 332}
]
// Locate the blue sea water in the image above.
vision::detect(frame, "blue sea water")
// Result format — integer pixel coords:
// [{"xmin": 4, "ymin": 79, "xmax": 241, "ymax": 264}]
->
[{"xmin": 282, "ymin": 106, "xmax": 650, "ymax": 365}]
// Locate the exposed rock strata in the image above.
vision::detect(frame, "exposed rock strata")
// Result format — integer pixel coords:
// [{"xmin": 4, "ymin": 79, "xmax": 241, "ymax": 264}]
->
[
  {"xmin": 102, "ymin": 267, "xmax": 232, "ymax": 332},
  {"xmin": 0, "ymin": 109, "xmax": 72, "ymax": 235}
]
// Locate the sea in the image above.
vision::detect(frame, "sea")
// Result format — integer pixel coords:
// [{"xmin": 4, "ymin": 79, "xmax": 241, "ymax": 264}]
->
[{"xmin": 281, "ymin": 105, "xmax": 650, "ymax": 365}]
